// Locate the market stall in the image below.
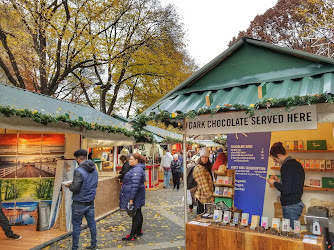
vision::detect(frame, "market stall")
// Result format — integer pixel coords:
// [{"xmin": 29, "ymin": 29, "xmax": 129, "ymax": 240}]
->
[
  {"xmin": 0, "ymin": 84, "xmax": 150, "ymax": 248},
  {"xmin": 136, "ymin": 37, "xmax": 334, "ymax": 248}
]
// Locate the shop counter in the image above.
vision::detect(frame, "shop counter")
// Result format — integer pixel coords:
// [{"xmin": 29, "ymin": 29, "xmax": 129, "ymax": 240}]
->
[
  {"xmin": 186, "ymin": 223, "xmax": 325, "ymax": 250},
  {"xmin": 94, "ymin": 176, "xmax": 120, "ymax": 218}
]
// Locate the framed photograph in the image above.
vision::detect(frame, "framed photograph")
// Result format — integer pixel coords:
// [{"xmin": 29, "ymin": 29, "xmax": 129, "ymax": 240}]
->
[
  {"xmin": 0, "ymin": 156, "xmax": 17, "ymax": 178},
  {"xmin": 0, "ymin": 134, "xmax": 17, "ymax": 155},
  {"xmin": 42, "ymin": 134, "xmax": 65, "ymax": 155},
  {"xmin": 18, "ymin": 134, "xmax": 42, "ymax": 155}
]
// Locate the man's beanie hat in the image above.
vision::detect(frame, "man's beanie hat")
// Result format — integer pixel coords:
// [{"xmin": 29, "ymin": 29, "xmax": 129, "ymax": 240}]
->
[{"xmin": 74, "ymin": 149, "xmax": 88, "ymax": 157}]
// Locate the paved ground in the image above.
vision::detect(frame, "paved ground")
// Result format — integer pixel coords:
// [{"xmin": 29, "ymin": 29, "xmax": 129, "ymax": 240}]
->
[{"xmin": 45, "ymin": 183, "xmax": 197, "ymax": 250}]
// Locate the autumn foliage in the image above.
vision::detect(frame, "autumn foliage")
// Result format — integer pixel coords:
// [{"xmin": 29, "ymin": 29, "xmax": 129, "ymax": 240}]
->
[{"xmin": 229, "ymin": 0, "xmax": 334, "ymax": 58}]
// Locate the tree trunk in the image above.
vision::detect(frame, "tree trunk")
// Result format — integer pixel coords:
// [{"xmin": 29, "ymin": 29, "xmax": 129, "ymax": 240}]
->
[{"xmin": 126, "ymin": 78, "xmax": 138, "ymax": 118}]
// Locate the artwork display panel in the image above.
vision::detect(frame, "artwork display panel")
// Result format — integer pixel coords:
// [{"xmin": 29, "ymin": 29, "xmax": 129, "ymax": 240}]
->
[
  {"xmin": 0, "ymin": 156, "xmax": 16, "ymax": 178},
  {"xmin": 14, "ymin": 202, "xmax": 38, "ymax": 225},
  {"xmin": 0, "ymin": 179, "xmax": 16, "ymax": 202},
  {"xmin": 16, "ymin": 156, "xmax": 41, "ymax": 178},
  {"xmin": 18, "ymin": 134, "xmax": 42, "ymax": 155},
  {"xmin": 0, "ymin": 134, "xmax": 17, "ymax": 155},
  {"xmin": 15, "ymin": 179, "xmax": 40, "ymax": 202},
  {"xmin": 42, "ymin": 134, "xmax": 65, "ymax": 155},
  {"xmin": 0, "ymin": 133, "xmax": 65, "ymax": 225}
]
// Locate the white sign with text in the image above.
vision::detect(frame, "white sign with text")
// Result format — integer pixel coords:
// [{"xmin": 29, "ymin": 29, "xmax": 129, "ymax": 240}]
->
[{"xmin": 185, "ymin": 105, "xmax": 317, "ymax": 135}]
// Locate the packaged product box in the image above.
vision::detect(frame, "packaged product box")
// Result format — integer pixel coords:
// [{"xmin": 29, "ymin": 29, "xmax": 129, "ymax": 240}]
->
[
  {"xmin": 228, "ymin": 177, "xmax": 233, "ymax": 185},
  {"xmin": 307, "ymin": 140, "xmax": 327, "ymax": 150},
  {"xmin": 294, "ymin": 141, "xmax": 298, "ymax": 150},
  {"xmin": 315, "ymin": 160, "xmax": 320, "ymax": 169},
  {"xmin": 227, "ymin": 188, "xmax": 233, "ymax": 196},
  {"xmin": 261, "ymin": 217, "xmax": 269, "ymax": 229},
  {"xmin": 224, "ymin": 176, "xmax": 229, "ymax": 185},
  {"xmin": 299, "ymin": 160, "xmax": 305, "ymax": 168},
  {"xmin": 219, "ymin": 187, "xmax": 223, "ymax": 195},
  {"xmin": 217, "ymin": 176, "xmax": 224, "ymax": 184},
  {"xmin": 310, "ymin": 160, "xmax": 315, "ymax": 169},
  {"xmin": 232, "ymin": 212, "xmax": 240, "ymax": 225},
  {"xmin": 331, "ymin": 160, "xmax": 334, "ymax": 169},
  {"xmin": 223, "ymin": 187, "xmax": 229, "ymax": 196},
  {"xmin": 298, "ymin": 141, "xmax": 304, "ymax": 150},
  {"xmin": 250, "ymin": 215, "xmax": 260, "ymax": 230},
  {"xmin": 285, "ymin": 141, "xmax": 294, "ymax": 150},
  {"xmin": 308, "ymin": 178, "xmax": 321, "ymax": 187},
  {"xmin": 214, "ymin": 186, "xmax": 220, "ymax": 195},
  {"xmin": 282, "ymin": 218, "xmax": 290, "ymax": 232},
  {"xmin": 223, "ymin": 211, "xmax": 231, "ymax": 224},
  {"xmin": 322, "ymin": 177, "xmax": 334, "ymax": 188},
  {"xmin": 241, "ymin": 213, "xmax": 249, "ymax": 226},
  {"xmin": 213, "ymin": 210, "xmax": 223, "ymax": 222},
  {"xmin": 305, "ymin": 160, "xmax": 310, "ymax": 168},
  {"xmin": 294, "ymin": 221, "xmax": 301, "ymax": 234},
  {"xmin": 272, "ymin": 218, "xmax": 281, "ymax": 231},
  {"xmin": 326, "ymin": 160, "xmax": 332, "ymax": 170},
  {"xmin": 320, "ymin": 160, "xmax": 326, "ymax": 169}
]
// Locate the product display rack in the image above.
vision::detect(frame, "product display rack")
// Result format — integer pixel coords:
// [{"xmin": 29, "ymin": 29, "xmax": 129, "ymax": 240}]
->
[{"xmin": 213, "ymin": 168, "xmax": 235, "ymax": 207}]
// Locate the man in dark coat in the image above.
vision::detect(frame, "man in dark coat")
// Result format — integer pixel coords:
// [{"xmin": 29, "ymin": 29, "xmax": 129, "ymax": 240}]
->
[
  {"xmin": 65, "ymin": 149, "xmax": 98, "ymax": 250},
  {"xmin": 267, "ymin": 142, "xmax": 305, "ymax": 229}
]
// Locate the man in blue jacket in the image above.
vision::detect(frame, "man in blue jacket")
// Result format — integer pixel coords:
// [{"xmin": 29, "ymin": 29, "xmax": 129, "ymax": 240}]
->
[{"xmin": 66, "ymin": 149, "xmax": 98, "ymax": 250}]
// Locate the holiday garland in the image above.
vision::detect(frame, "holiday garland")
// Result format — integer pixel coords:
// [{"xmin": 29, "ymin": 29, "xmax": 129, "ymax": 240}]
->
[
  {"xmin": 159, "ymin": 136, "xmax": 206, "ymax": 147},
  {"xmin": 133, "ymin": 93, "xmax": 334, "ymax": 130},
  {"xmin": 0, "ymin": 106, "xmax": 154, "ymax": 143}
]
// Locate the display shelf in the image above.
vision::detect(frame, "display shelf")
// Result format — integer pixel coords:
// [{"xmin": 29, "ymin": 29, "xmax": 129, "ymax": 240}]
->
[
  {"xmin": 269, "ymin": 185, "xmax": 334, "ymax": 191},
  {"xmin": 286, "ymin": 150, "xmax": 334, "ymax": 153},
  {"xmin": 213, "ymin": 194, "xmax": 234, "ymax": 198},
  {"xmin": 213, "ymin": 169, "xmax": 235, "ymax": 207},
  {"xmin": 213, "ymin": 183, "xmax": 234, "ymax": 188},
  {"xmin": 270, "ymin": 167, "xmax": 334, "ymax": 172}
]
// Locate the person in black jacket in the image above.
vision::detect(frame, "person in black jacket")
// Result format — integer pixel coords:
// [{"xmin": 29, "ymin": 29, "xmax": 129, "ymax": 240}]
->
[
  {"xmin": 118, "ymin": 155, "xmax": 131, "ymax": 183},
  {"xmin": 171, "ymin": 154, "xmax": 181, "ymax": 190},
  {"xmin": 267, "ymin": 142, "xmax": 305, "ymax": 228},
  {"xmin": 65, "ymin": 149, "xmax": 98, "ymax": 250}
]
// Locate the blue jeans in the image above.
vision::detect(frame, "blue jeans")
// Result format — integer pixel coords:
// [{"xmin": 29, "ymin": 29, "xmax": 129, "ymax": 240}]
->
[
  {"xmin": 72, "ymin": 204, "xmax": 97, "ymax": 250},
  {"xmin": 282, "ymin": 201, "xmax": 304, "ymax": 229},
  {"xmin": 164, "ymin": 170, "xmax": 171, "ymax": 187}
]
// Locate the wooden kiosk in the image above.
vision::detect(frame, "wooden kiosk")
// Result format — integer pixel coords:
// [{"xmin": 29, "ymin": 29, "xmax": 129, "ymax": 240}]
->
[{"xmin": 138, "ymin": 37, "xmax": 334, "ymax": 249}]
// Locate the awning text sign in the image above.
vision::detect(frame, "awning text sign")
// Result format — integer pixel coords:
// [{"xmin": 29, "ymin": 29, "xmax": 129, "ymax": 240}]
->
[{"xmin": 185, "ymin": 105, "xmax": 317, "ymax": 135}]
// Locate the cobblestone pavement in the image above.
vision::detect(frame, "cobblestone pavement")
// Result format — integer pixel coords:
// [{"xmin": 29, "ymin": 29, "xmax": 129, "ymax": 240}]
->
[{"xmin": 45, "ymin": 183, "xmax": 197, "ymax": 250}]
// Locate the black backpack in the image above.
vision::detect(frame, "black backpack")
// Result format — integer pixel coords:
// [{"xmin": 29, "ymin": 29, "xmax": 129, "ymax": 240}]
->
[{"xmin": 187, "ymin": 166, "xmax": 197, "ymax": 190}]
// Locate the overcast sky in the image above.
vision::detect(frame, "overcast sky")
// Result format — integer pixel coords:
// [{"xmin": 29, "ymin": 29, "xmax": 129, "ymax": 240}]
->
[{"xmin": 161, "ymin": 0, "xmax": 279, "ymax": 67}]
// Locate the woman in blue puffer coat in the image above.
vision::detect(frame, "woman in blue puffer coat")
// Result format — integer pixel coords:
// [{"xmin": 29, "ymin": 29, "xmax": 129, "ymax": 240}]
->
[{"xmin": 120, "ymin": 153, "xmax": 146, "ymax": 241}]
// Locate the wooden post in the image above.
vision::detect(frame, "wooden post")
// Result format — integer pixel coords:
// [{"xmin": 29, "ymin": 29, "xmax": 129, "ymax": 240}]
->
[{"xmin": 183, "ymin": 119, "xmax": 188, "ymax": 225}]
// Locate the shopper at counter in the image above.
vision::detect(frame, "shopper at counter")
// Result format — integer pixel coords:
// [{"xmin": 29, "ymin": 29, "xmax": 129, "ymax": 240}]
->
[
  {"xmin": 193, "ymin": 148, "xmax": 214, "ymax": 214},
  {"xmin": 118, "ymin": 155, "xmax": 131, "ymax": 183},
  {"xmin": 267, "ymin": 142, "xmax": 305, "ymax": 227},
  {"xmin": 120, "ymin": 153, "xmax": 146, "ymax": 241}
]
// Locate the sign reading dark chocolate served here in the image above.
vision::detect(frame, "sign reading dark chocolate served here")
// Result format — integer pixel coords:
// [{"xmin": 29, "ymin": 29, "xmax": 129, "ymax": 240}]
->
[{"xmin": 185, "ymin": 105, "xmax": 316, "ymax": 135}]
